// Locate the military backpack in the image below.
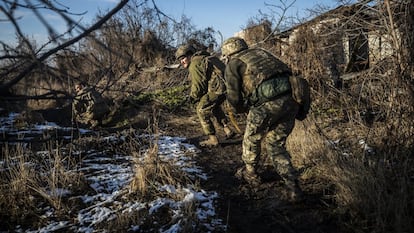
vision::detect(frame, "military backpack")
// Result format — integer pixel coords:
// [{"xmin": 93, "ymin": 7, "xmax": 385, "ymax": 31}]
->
[
  {"xmin": 205, "ymin": 55, "xmax": 226, "ymax": 95},
  {"xmin": 289, "ymin": 75, "xmax": 311, "ymax": 121}
]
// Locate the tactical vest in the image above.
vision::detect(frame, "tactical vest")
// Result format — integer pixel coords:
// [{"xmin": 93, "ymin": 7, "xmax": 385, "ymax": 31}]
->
[{"xmin": 233, "ymin": 48, "xmax": 291, "ymax": 96}]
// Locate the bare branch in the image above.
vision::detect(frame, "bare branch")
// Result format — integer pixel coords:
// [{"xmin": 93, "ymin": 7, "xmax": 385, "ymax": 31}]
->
[
  {"xmin": 0, "ymin": 0, "xmax": 130, "ymax": 93},
  {"xmin": 0, "ymin": 5, "xmax": 37, "ymax": 58},
  {"xmin": 151, "ymin": 0, "xmax": 177, "ymax": 24}
]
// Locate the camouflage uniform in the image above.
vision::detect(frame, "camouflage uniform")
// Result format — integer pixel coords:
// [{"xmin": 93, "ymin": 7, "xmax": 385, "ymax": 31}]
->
[
  {"xmin": 225, "ymin": 46, "xmax": 300, "ymax": 191},
  {"xmin": 188, "ymin": 51, "xmax": 229, "ymax": 137},
  {"xmin": 73, "ymin": 86, "xmax": 109, "ymax": 127},
  {"xmin": 243, "ymin": 95, "xmax": 298, "ymax": 183}
]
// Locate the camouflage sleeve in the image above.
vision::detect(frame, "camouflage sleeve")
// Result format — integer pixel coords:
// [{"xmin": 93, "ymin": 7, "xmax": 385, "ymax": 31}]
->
[
  {"xmin": 72, "ymin": 98, "xmax": 80, "ymax": 113},
  {"xmin": 188, "ymin": 60, "xmax": 208, "ymax": 102},
  {"xmin": 225, "ymin": 58, "xmax": 246, "ymax": 113},
  {"xmin": 85, "ymin": 92, "xmax": 95, "ymax": 113}
]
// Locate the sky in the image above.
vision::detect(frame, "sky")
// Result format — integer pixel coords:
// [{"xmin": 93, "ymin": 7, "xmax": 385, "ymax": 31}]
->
[
  {"xmin": 154, "ymin": 0, "xmax": 339, "ymax": 38},
  {"xmin": 0, "ymin": 0, "xmax": 339, "ymax": 46}
]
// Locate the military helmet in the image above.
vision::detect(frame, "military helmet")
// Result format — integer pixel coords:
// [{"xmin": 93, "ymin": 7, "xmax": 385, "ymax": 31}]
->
[
  {"xmin": 175, "ymin": 44, "xmax": 195, "ymax": 60},
  {"xmin": 221, "ymin": 37, "xmax": 248, "ymax": 56}
]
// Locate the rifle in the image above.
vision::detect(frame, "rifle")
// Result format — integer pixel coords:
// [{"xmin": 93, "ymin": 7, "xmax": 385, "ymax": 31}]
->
[
  {"xmin": 228, "ymin": 111, "xmax": 243, "ymax": 134},
  {"xmin": 141, "ymin": 64, "xmax": 180, "ymax": 73}
]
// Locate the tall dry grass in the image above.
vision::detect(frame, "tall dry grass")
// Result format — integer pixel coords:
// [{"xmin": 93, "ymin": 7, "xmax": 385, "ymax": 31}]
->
[
  {"xmin": 289, "ymin": 115, "xmax": 413, "ymax": 232},
  {"xmin": 105, "ymin": 112, "xmax": 202, "ymax": 232},
  {"xmin": 287, "ymin": 71, "xmax": 414, "ymax": 232},
  {"xmin": 0, "ymin": 142, "xmax": 86, "ymax": 229},
  {"xmin": 283, "ymin": 2, "xmax": 414, "ymax": 232},
  {"xmin": 0, "ymin": 144, "xmax": 38, "ymax": 226}
]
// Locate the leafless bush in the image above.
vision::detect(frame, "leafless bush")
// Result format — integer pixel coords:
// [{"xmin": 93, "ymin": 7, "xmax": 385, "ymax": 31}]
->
[
  {"xmin": 47, "ymin": 0, "xmax": 217, "ymax": 104},
  {"xmin": 0, "ymin": 0, "xmax": 129, "ymax": 105},
  {"xmin": 284, "ymin": 1, "xmax": 414, "ymax": 232}
]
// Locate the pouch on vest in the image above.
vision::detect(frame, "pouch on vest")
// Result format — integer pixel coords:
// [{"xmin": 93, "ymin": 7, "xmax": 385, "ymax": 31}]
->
[
  {"xmin": 249, "ymin": 76, "xmax": 291, "ymax": 106},
  {"xmin": 289, "ymin": 75, "xmax": 311, "ymax": 120}
]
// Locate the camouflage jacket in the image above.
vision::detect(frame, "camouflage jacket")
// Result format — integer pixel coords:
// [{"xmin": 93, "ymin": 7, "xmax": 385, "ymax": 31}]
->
[
  {"xmin": 225, "ymin": 48, "xmax": 291, "ymax": 112},
  {"xmin": 188, "ymin": 51, "xmax": 226, "ymax": 102},
  {"xmin": 73, "ymin": 87, "xmax": 109, "ymax": 121}
]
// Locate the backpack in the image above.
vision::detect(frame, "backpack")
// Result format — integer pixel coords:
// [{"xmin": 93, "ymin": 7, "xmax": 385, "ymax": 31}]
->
[
  {"xmin": 289, "ymin": 75, "xmax": 311, "ymax": 121},
  {"xmin": 205, "ymin": 55, "xmax": 226, "ymax": 95}
]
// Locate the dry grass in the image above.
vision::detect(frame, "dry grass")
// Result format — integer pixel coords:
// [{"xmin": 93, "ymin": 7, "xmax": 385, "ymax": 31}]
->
[
  {"xmin": 0, "ymin": 142, "xmax": 87, "ymax": 228},
  {"xmin": 282, "ymin": 6, "xmax": 414, "ymax": 230},
  {"xmin": 1, "ymin": 2, "xmax": 413, "ymax": 232},
  {"xmin": 129, "ymin": 115, "xmax": 194, "ymax": 199},
  {"xmin": 288, "ymin": 106, "xmax": 413, "ymax": 232},
  {"xmin": 103, "ymin": 112, "xmax": 201, "ymax": 231},
  {"xmin": 0, "ymin": 144, "xmax": 38, "ymax": 223},
  {"xmin": 288, "ymin": 74, "xmax": 414, "ymax": 232}
]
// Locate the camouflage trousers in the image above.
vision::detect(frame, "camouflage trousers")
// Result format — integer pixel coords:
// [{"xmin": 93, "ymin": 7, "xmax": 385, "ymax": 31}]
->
[
  {"xmin": 75, "ymin": 111, "xmax": 100, "ymax": 127},
  {"xmin": 242, "ymin": 94, "xmax": 299, "ymax": 182},
  {"xmin": 196, "ymin": 94, "xmax": 228, "ymax": 136}
]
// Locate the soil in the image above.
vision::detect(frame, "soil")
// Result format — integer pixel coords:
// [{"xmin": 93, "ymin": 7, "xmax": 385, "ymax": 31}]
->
[
  {"xmin": 159, "ymin": 107, "xmax": 342, "ymax": 233},
  {"xmin": 35, "ymin": 103, "xmax": 344, "ymax": 233}
]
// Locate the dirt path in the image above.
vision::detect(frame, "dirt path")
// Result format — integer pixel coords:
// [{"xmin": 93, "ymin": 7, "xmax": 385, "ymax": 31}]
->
[
  {"xmin": 37, "ymin": 105, "xmax": 342, "ymax": 233},
  {"xmin": 162, "ymin": 109, "xmax": 342, "ymax": 233}
]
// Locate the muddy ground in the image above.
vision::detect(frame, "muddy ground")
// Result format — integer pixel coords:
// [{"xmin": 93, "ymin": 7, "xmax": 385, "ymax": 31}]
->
[
  {"xmin": 108, "ymin": 102, "xmax": 344, "ymax": 233},
  {"xmin": 33, "ymin": 102, "xmax": 345, "ymax": 233}
]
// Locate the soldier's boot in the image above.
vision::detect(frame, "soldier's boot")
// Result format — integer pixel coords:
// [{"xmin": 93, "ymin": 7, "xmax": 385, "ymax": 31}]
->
[
  {"xmin": 236, "ymin": 164, "xmax": 261, "ymax": 186},
  {"xmin": 223, "ymin": 125, "xmax": 236, "ymax": 139},
  {"xmin": 283, "ymin": 178, "xmax": 303, "ymax": 202},
  {"xmin": 199, "ymin": 135, "xmax": 219, "ymax": 147}
]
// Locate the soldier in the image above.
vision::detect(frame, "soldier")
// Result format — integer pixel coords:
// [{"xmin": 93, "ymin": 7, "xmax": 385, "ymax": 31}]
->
[
  {"xmin": 175, "ymin": 44, "xmax": 235, "ymax": 147},
  {"xmin": 221, "ymin": 37, "xmax": 302, "ymax": 200},
  {"xmin": 72, "ymin": 82, "xmax": 110, "ymax": 128}
]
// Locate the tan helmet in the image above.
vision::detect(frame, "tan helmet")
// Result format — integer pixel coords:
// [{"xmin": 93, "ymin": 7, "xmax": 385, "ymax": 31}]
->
[
  {"xmin": 175, "ymin": 44, "xmax": 195, "ymax": 60},
  {"xmin": 221, "ymin": 37, "xmax": 248, "ymax": 56}
]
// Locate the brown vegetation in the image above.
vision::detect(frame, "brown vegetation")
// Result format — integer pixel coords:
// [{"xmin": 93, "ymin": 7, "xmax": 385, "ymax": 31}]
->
[{"xmin": 1, "ymin": 0, "xmax": 413, "ymax": 232}]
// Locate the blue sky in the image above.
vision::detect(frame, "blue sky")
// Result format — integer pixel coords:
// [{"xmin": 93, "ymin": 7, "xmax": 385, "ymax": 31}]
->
[
  {"xmin": 0, "ymin": 0, "xmax": 339, "ymax": 46},
  {"xmin": 155, "ymin": 0, "xmax": 339, "ymax": 38}
]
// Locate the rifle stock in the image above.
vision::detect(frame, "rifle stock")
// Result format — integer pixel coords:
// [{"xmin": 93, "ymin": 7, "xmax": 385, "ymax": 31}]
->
[{"xmin": 228, "ymin": 111, "xmax": 242, "ymax": 134}]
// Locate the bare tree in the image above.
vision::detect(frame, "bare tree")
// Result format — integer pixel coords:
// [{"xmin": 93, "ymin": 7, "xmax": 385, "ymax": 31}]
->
[
  {"xmin": 271, "ymin": 1, "xmax": 414, "ymax": 231},
  {"xmin": 0, "ymin": 0, "xmax": 220, "ymax": 105},
  {"xmin": 0, "ymin": 0, "xmax": 129, "ymax": 97}
]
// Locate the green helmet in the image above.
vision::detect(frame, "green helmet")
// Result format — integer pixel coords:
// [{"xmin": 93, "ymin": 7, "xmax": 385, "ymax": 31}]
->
[
  {"xmin": 221, "ymin": 37, "xmax": 248, "ymax": 56},
  {"xmin": 175, "ymin": 44, "xmax": 195, "ymax": 60}
]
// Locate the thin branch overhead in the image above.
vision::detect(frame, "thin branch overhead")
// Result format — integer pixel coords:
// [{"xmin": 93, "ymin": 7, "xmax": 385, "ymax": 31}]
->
[{"xmin": 0, "ymin": 0, "xmax": 130, "ymax": 94}]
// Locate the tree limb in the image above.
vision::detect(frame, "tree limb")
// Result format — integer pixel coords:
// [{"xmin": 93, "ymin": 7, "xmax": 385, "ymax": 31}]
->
[{"xmin": 0, "ymin": 0, "xmax": 130, "ymax": 93}]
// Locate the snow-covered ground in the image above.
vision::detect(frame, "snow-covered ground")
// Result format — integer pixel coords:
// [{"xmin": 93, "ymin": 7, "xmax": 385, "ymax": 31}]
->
[{"xmin": 0, "ymin": 112, "xmax": 225, "ymax": 232}]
